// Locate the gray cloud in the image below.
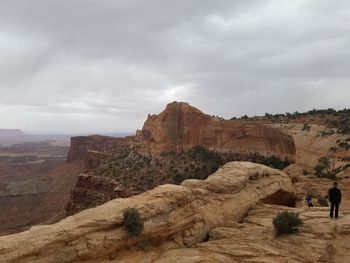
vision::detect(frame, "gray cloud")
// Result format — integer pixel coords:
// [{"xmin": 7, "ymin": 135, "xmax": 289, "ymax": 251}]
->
[{"xmin": 0, "ymin": 0, "xmax": 349, "ymax": 134}]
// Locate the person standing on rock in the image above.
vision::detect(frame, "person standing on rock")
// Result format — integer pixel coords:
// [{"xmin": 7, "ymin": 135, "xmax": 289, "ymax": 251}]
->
[
  {"xmin": 328, "ymin": 182, "xmax": 342, "ymax": 218},
  {"xmin": 306, "ymin": 194, "xmax": 313, "ymax": 208}
]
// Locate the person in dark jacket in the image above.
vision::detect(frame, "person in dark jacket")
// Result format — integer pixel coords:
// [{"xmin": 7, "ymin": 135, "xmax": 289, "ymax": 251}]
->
[
  {"xmin": 306, "ymin": 194, "xmax": 314, "ymax": 208},
  {"xmin": 328, "ymin": 182, "xmax": 342, "ymax": 218}
]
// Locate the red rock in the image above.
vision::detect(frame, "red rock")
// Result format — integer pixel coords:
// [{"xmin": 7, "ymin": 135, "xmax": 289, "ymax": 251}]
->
[
  {"xmin": 65, "ymin": 174, "xmax": 132, "ymax": 216},
  {"xmin": 66, "ymin": 135, "xmax": 132, "ymax": 170},
  {"xmin": 136, "ymin": 102, "xmax": 296, "ymax": 160}
]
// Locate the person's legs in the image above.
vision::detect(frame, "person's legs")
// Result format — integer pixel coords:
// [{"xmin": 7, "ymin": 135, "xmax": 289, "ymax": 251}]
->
[
  {"xmin": 335, "ymin": 203, "xmax": 339, "ymax": 218},
  {"xmin": 330, "ymin": 202, "xmax": 335, "ymax": 218}
]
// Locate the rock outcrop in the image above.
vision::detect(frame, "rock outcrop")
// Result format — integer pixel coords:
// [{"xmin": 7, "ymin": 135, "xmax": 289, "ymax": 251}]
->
[
  {"xmin": 136, "ymin": 102, "xmax": 296, "ymax": 160},
  {"xmin": 151, "ymin": 205, "xmax": 350, "ymax": 263},
  {"xmin": 65, "ymin": 102, "xmax": 296, "ymax": 216},
  {"xmin": 0, "ymin": 162, "xmax": 296, "ymax": 263},
  {"xmin": 66, "ymin": 135, "xmax": 132, "ymax": 170},
  {"xmin": 65, "ymin": 174, "xmax": 132, "ymax": 216}
]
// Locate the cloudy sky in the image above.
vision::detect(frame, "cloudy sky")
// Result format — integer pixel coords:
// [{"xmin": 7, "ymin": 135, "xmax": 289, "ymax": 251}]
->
[{"xmin": 0, "ymin": 0, "xmax": 349, "ymax": 134}]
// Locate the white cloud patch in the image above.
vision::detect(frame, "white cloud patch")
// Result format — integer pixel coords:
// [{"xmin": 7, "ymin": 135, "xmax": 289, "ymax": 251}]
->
[{"xmin": 0, "ymin": 0, "xmax": 349, "ymax": 134}]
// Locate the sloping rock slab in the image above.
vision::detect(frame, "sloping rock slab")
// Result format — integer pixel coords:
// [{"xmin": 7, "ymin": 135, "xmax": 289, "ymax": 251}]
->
[{"xmin": 0, "ymin": 162, "xmax": 295, "ymax": 263}]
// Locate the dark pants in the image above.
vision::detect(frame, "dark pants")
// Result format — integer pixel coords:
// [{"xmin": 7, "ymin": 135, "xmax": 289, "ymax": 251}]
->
[{"xmin": 330, "ymin": 202, "xmax": 339, "ymax": 218}]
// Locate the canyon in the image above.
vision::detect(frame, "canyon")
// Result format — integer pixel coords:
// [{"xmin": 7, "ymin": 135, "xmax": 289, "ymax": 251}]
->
[
  {"xmin": 0, "ymin": 162, "xmax": 297, "ymax": 262},
  {"xmin": 0, "ymin": 102, "xmax": 349, "ymax": 262},
  {"xmin": 0, "ymin": 135, "xmax": 82, "ymax": 235},
  {"xmin": 0, "ymin": 161, "xmax": 349, "ymax": 262},
  {"xmin": 66, "ymin": 102, "xmax": 296, "ymax": 215}
]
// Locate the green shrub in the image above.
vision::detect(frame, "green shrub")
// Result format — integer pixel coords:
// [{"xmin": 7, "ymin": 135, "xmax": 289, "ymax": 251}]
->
[
  {"xmin": 273, "ymin": 211, "xmax": 303, "ymax": 235},
  {"xmin": 338, "ymin": 142, "xmax": 350, "ymax": 151},
  {"xmin": 123, "ymin": 208, "xmax": 144, "ymax": 236},
  {"xmin": 261, "ymin": 155, "xmax": 291, "ymax": 170},
  {"xmin": 302, "ymin": 123, "xmax": 311, "ymax": 131},
  {"xmin": 314, "ymin": 156, "xmax": 337, "ymax": 179}
]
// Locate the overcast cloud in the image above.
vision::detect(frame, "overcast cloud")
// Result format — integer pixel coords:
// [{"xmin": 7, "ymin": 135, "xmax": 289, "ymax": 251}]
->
[{"xmin": 0, "ymin": 0, "xmax": 349, "ymax": 134}]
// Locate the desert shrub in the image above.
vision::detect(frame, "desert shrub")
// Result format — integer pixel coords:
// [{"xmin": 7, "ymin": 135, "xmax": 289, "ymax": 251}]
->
[
  {"xmin": 170, "ymin": 146, "xmax": 225, "ymax": 184},
  {"xmin": 326, "ymin": 172, "xmax": 336, "ymax": 180},
  {"xmin": 333, "ymin": 166, "xmax": 343, "ymax": 174},
  {"xmin": 329, "ymin": 146, "xmax": 337, "ymax": 152},
  {"xmin": 261, "ymin": 155, "xmax": 291, "ymax": 170},
  {"xmin": 338, "ymin": 142, "xmax": 350, "ymax": 151},
  {"xmin": 273, "ymin": 211, "xmax": 303, "ymax": 235},
  {"xmin": 302, "ymin": 123, "xmax": 311, "ymax": 131},
  {"xmin": 337, "ymin": 118, "xmax": 350, "ymax": 134},
  {"xmin": 320, "ymin": 131, "xmax": 328, "ymax": 137},
  {"xmin": 123, "ymin": 208, "xmax": 144, "ymax": 237},
  {"xmin": 314, "ymin": 156, "xmax": 344, "ymax": 180},
  {"xmin": 314, "ymin": 156, "xmax": 336, "ymax": 179}
]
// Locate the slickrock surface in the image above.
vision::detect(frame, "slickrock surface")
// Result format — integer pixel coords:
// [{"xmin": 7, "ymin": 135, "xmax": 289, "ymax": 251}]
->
[
  {"xmin": 136, "ymin": 102, "xmax": 296, "ymax": 160},
  {"xmin": 148, "ymin": 205, "xmax": 350, "ymax": 263},
  {"xmin": 277, "ymin": 123, "xmax": 345, "ymax": 170},
  {"xmin": 0, "ymin": 162, "xmax": 295, "ymax": 263}
]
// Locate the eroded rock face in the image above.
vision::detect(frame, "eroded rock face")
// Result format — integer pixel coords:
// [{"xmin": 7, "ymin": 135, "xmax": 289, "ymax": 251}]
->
[
  {"xmin": 65, "ymin": 102, "xmax": 296, "ymax": 217},
  {"xmin": 136, "ymin": 102, "xmax": 296, "ymax": 160},
  {"xmin": 66, "ymin": 135, "xmax": 132, "ymax": 166},
  {"xmin": 65, "ymin": 174, "xmax": 132, "ymax": 216},
  {"xmin": 0, "ymin": 162, "xmax": 295, "ymax": 263}
]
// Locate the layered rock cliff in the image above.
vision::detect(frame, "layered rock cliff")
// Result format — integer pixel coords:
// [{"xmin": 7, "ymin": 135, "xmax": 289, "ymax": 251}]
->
[
  {"xmin": 136, "ymin": 102, "xmax": 296, "ymax": 160},
  {"xmin": 65, "ymin": 102, "xmax": 296, "ymax": 216},
  {"xmin": 66, "ymin": 135, "xmax": 132, "ymax": 170},
  {"xmin": 0, "ymin": 162, "xmax": 296, "ymax": 263}
]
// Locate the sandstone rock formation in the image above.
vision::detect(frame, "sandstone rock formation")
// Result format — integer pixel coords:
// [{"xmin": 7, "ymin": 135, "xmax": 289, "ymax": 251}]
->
[
  {"xmin": 151, "ymin": 205, "xmax": 350, "ymax": 263},
  {"xmin": 0, "ymin": 162, "xmax": 296, "ymax": 263},
  {"xmin": 136, "ymin": 102, "xmax": 296, "ymax": 161},
  {"xmin": 67, "ymin": 135, "xmax": 131, "ymax": 165},
  {"xmin": 65, "ymin": 173, "xmax": 132, "ymax": 215},
  {"xmin": 65, "ymin": 102, "xmax": 296, "ymax": 216},
  {"xmin": 67, "ymin": 135, "xmax": 133, "ymax": 171}
]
